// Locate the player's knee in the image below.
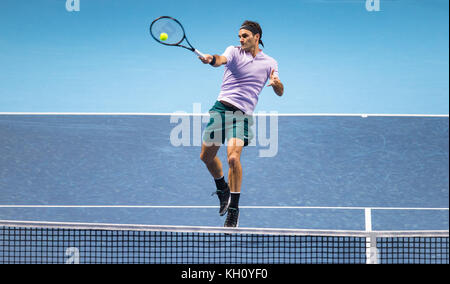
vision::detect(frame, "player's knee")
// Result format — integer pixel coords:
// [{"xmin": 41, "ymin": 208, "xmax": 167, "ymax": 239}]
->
[
  {"xmin": 200, "ymin": 151, "xmax": 212, "ymax": 165},
  {"xmin": 227, "ymin": 154, "xmax": 240, "ymax": 168}
]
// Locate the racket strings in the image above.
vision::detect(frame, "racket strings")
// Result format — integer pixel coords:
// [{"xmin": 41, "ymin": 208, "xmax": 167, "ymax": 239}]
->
[{"xmin": 151, "ymin": 18, "xmax": 184, "ymax": 45}]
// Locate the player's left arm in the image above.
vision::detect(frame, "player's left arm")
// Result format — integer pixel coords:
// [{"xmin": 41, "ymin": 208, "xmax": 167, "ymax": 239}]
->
[{"xmin": 267, "ymin": 69, "xmax": 284, "ymax": 96}]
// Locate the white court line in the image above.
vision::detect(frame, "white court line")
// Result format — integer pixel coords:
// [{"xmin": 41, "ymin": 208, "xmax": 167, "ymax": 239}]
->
[
  {"xmin": 0, "ymin": 205, "xmax": 448, "ymax": 210},
  {"xmin": 0, "ymin": 112, "xmax": 448, "ymax": 117}
]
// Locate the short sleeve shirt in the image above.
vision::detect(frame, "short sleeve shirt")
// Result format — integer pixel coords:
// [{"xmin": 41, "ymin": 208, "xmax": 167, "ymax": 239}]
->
[{"xmin": 217, "ymin": 46, "xmax": 279, "ymax": 114}]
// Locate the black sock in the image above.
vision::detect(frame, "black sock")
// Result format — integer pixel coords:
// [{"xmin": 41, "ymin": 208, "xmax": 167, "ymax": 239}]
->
[
  {"xmin": 214, "ymin": 176, "xmax": 228, "ymax": 191},
  {"xmin": 229, "ymin": 192, "xmax": 240, "ymax": 208}
]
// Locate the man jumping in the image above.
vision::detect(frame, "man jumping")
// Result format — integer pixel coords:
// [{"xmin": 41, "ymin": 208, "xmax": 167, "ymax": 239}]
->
[{"xmin": 199, "ymin": 20, "xmax": 284, "ymax": 227}]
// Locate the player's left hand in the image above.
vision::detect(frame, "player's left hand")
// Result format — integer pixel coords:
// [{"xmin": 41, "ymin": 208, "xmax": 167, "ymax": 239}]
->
[{"xmin": 267, "ymin": 69, "xmax": 280, "ymax": 87}]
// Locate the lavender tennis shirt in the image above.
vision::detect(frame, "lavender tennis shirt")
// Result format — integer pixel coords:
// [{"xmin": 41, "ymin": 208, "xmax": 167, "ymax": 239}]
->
[{"xmin": 217, "ymin": 46, "xmax": 279, "ymax": 114}]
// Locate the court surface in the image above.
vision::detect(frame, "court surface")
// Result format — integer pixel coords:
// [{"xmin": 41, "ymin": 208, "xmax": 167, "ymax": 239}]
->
[{"xmin": 0, "ymin": 114, "xmax": 448, "ymax": 231}]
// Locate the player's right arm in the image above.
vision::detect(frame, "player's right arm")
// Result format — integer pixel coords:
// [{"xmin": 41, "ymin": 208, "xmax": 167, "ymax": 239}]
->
[{"xmin": 199, "ymin": 54, "xmax": 227, "ymax": 67}]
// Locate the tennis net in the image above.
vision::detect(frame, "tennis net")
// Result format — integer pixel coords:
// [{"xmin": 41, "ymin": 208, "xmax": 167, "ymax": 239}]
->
[{"xmin": 0, "ymin": 220, "xmax": 448, "ymax": 264}]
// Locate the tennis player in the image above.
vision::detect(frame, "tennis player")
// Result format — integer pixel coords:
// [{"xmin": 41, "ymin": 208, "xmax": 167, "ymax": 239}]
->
[{"xmin": 199, "ymin": 20, "xmax": 284, "ymax": 227}]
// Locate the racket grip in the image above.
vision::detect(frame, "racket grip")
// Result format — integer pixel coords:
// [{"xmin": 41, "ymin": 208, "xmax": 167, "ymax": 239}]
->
[{"xmin": 194, "ymin": 49, "xmax": 206, "ymax": 59}]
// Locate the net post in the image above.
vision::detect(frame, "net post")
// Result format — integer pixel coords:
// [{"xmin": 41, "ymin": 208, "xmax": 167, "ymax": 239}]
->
[{"xmin": 365, "ymin": 208, "xmax": 379, "ymax": 264}]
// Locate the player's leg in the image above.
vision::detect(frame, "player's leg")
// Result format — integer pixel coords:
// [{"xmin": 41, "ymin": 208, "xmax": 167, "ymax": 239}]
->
[
  {"xmin": 224, "ymin": 138, "xmax": 244, "ymax": 227},
  {"xmin": 200, "ymin": 142, "xmax": 222, "ymax": 179},
  {"xmin": 227, "ymin": 138, "xmax": 244, "ymax": 194},
  {"xmin": 200, "ymin": 142, "xmax": 230, "ymax": 216}
]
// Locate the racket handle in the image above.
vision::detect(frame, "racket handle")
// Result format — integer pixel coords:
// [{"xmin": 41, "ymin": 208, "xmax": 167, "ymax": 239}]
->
[{"xmin": 193, "ymin": 49, "xmax": 206, "ymax": 59}]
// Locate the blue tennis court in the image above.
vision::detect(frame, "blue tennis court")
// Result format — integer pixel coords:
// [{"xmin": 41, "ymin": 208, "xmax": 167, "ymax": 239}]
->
[{"xmin": 0, "ymin": 114, "xmax": 448, "ymax": 231}]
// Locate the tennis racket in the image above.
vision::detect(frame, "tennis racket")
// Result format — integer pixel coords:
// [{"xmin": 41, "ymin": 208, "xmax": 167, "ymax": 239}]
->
[{"xmin": 149, "ymin": 16, "xmax": 206, "ymax": 59}]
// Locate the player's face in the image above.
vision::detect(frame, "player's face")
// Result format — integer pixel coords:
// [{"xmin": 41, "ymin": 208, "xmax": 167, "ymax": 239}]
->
[{"xmin": 239, "ymin": 29, "xmax": 258, "ymax": 51}]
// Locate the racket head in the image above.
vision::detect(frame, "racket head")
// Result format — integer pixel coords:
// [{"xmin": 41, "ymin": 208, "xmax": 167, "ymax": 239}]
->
[{"xmin": 150, "ymin": 16, "xmax": 186, "ymax": 46}]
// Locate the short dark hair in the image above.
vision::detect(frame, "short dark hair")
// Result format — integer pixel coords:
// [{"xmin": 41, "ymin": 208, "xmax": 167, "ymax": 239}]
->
[{"xmin": 241, "ymin": 20, "xmax": 264, "ymax": 47}]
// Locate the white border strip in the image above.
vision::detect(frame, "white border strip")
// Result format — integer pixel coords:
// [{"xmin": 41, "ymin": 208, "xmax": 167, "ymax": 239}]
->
[
  {"xmin": 0, "ymin": 219, "xmax": 448, "ymax": 237},
  {"xmin": 0, "ymin": 112, "xmax": 448, "ymax": 117},
  {"xmin": 0, "ymin": 205, "xmax": 448, "ymax": 210}
]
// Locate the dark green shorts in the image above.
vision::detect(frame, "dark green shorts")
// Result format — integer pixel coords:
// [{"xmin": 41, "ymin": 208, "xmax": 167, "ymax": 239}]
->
[{"xmin": 203, "ymin": 101, "xmax": 254, "ymax": 147}]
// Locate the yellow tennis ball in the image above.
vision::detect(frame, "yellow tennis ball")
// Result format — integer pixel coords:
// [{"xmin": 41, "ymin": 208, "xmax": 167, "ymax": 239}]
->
[{"xmin": 160, "ymin": 32, "xmax": 168, "ymax": 41}]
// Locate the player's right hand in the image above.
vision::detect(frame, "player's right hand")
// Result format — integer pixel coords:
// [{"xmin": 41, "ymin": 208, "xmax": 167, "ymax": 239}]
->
[{"xmin": 199, "ymin": 54, "xmax": 213, "ymax": 64}]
